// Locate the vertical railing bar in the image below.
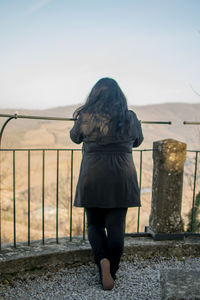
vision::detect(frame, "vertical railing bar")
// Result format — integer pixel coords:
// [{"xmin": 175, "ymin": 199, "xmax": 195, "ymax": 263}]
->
[
  {"xmin": 191, "ymin": 151, "xmax": 198, "ymax": 232},
  {"xmin": 42, "ymin": 150, "xmax": 45, "ymax": 244},
  {"xmin": 83, "ymin": 208, "xmax": 86, "ymax": 240},
  {"xmin": 56, "ymin": 150, "xmax": 59, "ymax": 244},
  {"xmin": 66, "ymin": 150, "xmax": 68, "ymax": 239},
  {"xmin": 70, "ymin": 150, "xmax": 73, "ymax": 241},
  {"xmin": 28, "ymin": 150, "xmax": 30, "ymax": 246},
  {"xmin": 13, "ymin": 150, "xmax": 16, "ymax": 248},
  {"xmin": 137, "ymin": 150, "xmax": 143, "ymax": 233},
  {"xmin": 0, "ymin": 151, "xmax": 2, "ymax": 251}
]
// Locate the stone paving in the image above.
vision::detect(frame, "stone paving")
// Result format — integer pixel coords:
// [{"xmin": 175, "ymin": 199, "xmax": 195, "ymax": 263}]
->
[{"xmin": 1, "ymin": 257, "xmax": 200, "ymax": 300}]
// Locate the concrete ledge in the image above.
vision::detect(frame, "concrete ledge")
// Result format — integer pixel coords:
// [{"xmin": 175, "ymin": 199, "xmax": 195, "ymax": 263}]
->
[{"xmin": 0, "ymin": 236, "xmax": 200, "ymax": 277}]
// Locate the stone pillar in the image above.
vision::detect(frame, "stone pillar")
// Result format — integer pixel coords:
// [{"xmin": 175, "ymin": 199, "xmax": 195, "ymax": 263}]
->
[{"xmin": 149, "ymin": 139, "xmax": 187, "ymax": 233}]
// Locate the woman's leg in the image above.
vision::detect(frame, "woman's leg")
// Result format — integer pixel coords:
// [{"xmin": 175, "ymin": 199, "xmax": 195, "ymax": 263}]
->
[
  {"xmin": 85, "ymin": 208, "xmax": 108, "ymax": 268},
  {"xmin": 105, "ymin": 208, "xmax": 128, "ymax": 279},
  {"xmin": 85, "ymin": 208, "xmax": 115, "ymax": 290}
]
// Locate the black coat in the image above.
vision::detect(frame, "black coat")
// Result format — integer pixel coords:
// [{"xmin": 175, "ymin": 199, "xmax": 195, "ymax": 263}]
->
[{"xmin": 70, "ymin": 110, "xmax": 143, "ymax": 208}]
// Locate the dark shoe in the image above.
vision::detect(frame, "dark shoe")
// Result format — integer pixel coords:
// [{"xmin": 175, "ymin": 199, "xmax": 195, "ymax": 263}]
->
[{"xmin": 100, "ymin": 258, "xmax": 114, "ymax": 290}]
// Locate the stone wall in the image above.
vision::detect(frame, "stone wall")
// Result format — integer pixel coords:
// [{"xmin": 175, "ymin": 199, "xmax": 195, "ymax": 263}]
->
[{"xmin": 1, "ymin": 236, "xmax": 200, "ymax": 277}]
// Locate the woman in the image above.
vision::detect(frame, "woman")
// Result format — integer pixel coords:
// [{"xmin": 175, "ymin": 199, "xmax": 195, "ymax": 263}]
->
[{"xmin": 70, "ymin": 78, "xmax": 143, "ymax": 290}]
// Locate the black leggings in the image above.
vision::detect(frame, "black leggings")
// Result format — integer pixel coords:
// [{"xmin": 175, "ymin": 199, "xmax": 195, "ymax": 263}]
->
[{"xmin": 85, "ymin": 208, "xmax": 127, "ymax": 278}]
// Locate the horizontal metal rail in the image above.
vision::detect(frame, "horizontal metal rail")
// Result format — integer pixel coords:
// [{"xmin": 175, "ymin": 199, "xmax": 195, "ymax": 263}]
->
[
  {"xmin": 0, "ymin": 113, "xmax": 172, "ymax": 147},
  {"xmin": 183, "ymin": 121, "xmax": 200, "ymax": 125},
  {"xmin": 0, "ymin": 148, "xmax": 155, "ymax": 152},
  {"xmin": 0, "ymin": 113, "xmax": 74, "ymax": 121},
  {"xmin": 0, "ymin": 113, "xmax": 172, "ymax": 124},
  {"xmin": 141, "ymin": 121, "xmax": 171, "ymax": 124}
]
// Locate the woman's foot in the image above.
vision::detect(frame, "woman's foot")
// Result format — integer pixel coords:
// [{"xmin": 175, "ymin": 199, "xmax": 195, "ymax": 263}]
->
[{"xmin": 100, "ymin": 258, "xmax": 114, "ymax": 290}]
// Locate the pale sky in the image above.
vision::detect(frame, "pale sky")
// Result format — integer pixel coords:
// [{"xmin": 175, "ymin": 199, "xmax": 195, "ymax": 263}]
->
[{"xmin": 0, "ymin": 0, "xmax": 200, "ymax": 109}]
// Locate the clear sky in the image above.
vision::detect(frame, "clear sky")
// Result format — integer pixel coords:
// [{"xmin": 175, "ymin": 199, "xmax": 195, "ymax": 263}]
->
[{"xmin": 0, "ymin": 0, "xmax": 200, "ymax": 109}]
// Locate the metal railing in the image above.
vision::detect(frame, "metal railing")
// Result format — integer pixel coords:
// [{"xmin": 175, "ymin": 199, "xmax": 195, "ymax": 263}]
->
[
  {"xmin": 183, "ymin": 121, "xmax": 200, "ymax": 125},
  {"xmin": 0, "ymin": 113, "xmax": 172, "ymax": 146},
  {"xmin": 0, "ymin": 147, "xmax": 199, "ymax": 250},
  {"xmin": 187, "ymin": 150, "xmax": 200, "ymax": 232},
  {"xmin": 0, "ymin": 113, "xmax": 172, "ymax": 250},
  {"xmin": 0, "ymin": 112, "xmax": 172, "ymax": 124},
  {"xmin": 0, "ymin": 147, "xmax": 154, "ymax": 249},
  {"xmin": 1, "ymin": 113, "xmax": 200, "ymax": 250}
]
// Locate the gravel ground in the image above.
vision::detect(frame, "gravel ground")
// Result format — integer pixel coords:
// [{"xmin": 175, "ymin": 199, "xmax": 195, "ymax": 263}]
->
[{"xmin": 0, "ymin": 257, "xmax": 200, "ymax": 300}]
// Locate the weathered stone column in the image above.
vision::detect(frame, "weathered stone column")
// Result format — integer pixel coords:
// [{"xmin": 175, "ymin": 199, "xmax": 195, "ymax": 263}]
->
[{"xmin": 149, "ymin": 139, "xmax": 187, "ymax": 233}]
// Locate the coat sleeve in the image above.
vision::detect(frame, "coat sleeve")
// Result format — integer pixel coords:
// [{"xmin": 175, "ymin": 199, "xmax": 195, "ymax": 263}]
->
[
  {"xmin": 129, "ymin": 110, "xmax": 144, "ymax": 148},
  {"xmin": 70, "ymin": 116, "xmax": 83, "ymax": 144}
]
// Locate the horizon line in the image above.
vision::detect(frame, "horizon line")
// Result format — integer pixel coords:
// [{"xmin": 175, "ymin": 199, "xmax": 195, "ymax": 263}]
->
[{"xmin": 0, "ymin": 101, "xmax": 200, "ymax": 111}]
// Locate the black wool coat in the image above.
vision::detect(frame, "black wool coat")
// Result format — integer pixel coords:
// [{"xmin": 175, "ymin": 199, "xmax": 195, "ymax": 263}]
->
[{"xmin": 70, "ymin": 110, "xmax": 144, "ymax": 208}]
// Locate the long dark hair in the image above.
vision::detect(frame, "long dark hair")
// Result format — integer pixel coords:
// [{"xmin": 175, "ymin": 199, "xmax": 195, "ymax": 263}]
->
[{"xmin": 73, "ymin": 77, "xmax": 130, "ymax": 135}]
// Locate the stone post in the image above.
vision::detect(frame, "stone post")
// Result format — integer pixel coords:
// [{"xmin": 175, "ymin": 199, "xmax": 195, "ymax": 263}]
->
[{"xmin": 149, "ymin": 139, "xmax": 187, "ymax": 233}]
